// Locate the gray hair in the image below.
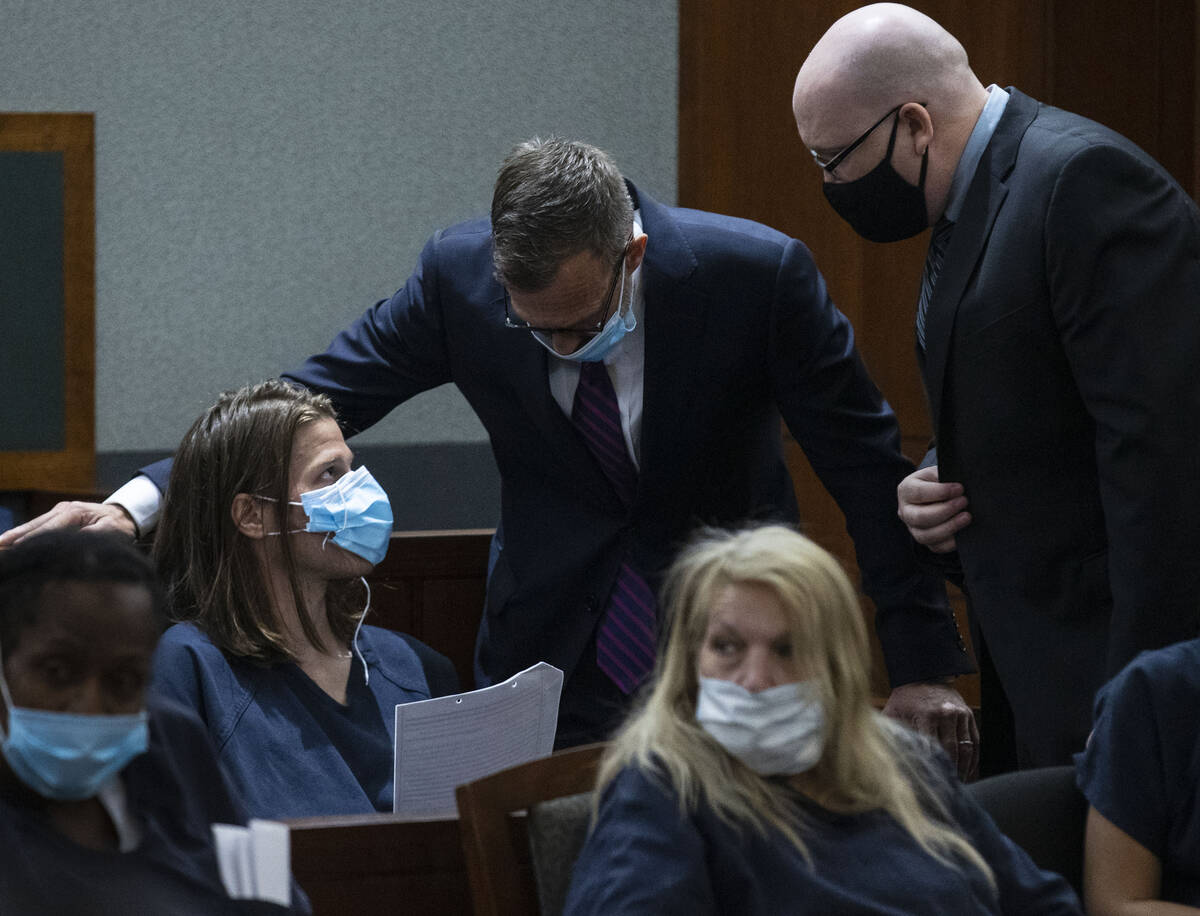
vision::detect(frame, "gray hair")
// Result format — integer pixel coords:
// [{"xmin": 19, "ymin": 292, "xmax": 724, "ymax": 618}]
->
[{"xmin": 491, "ymin": 137, "xmax": 634, "ymax": 291}]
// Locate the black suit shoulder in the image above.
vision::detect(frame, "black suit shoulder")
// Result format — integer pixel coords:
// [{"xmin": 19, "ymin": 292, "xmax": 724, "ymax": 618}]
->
[{"xmin": 1004, "ymin": 91, "xmax": 1185, "ymax": 198}]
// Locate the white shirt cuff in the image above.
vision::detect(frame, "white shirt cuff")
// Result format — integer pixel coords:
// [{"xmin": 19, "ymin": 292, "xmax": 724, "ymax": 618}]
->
[{"xmin": 105, "ymin": 475, "xmax": 163, "ymax": 537}]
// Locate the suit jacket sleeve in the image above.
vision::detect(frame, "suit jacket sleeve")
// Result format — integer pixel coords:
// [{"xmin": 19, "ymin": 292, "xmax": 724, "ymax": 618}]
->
[
  {"xmin": 769, "ymin": 239, "xmax": 972, "ymax": 686},
  {"xmin": 139, "ymin": 458, "xmax": 173, "ymax": 493},
  {"xmin": 131, "ymin": 231, "xmax": 460, "ymax": 497},
  {"xmin": 1044, "ymin": 144, "xmax": 1200, "ymax": 673},
  {"xmin": 281, "ymin": 230, "xmax": 456, "ymax": 436}
]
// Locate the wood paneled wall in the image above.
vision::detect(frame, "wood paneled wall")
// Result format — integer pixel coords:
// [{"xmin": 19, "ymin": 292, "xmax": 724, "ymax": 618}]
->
[
  {"xmin": 678, "ymin": 0, "xmax": 1198, "ymax": 697},
  {"xmin": 367, "ymin": 530, "xmax": 492, "ymax": 691}
]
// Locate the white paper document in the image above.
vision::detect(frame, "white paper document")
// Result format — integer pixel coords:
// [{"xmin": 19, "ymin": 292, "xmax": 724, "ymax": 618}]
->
[
  {"xmin": 393, "ymin": 660, "xmax": 563, "ymax": 817},
  {"xmin": 211, "ymin": 818, "xmax": 291, "ymax": 907}
]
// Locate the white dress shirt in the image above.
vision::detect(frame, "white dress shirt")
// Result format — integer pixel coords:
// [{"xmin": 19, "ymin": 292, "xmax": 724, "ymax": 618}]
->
[{"xmin": 547, "ymin": 211, "xmax": 646, "ymax": 469}]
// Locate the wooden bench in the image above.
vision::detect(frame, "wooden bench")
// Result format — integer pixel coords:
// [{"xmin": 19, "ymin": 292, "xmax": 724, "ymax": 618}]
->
[{"xmin": 286, "ymin": 813, "xmax": 475, "ymax": 915}]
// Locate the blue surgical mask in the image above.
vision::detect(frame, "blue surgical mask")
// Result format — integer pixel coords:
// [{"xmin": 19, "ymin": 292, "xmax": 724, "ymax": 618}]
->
[
  {"xmin": 531, "ymin": 262, "xmax": 637, "ymax": 363},
  {"xmin": 266, "ymin": 465, "xmax": 394, "ymax": 566},
  {"xmin": 695, "ymin": 677, "xmax": 825, "ymax": 775},
  {"xmin": 0, "ymin": 662, "xmax": 148, "ymax": 802}
]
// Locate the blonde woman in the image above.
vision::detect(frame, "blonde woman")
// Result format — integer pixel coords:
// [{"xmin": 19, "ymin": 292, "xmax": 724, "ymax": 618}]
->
[{"xmin": 563, "ymin": 525, "xmax": 1081, "ymax": 915}]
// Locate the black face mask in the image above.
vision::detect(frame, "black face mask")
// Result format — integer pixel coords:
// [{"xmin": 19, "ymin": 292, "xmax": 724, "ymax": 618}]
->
[{"xmin": 822, "ymin": 114, "xmax": 929, "ymax": 243}]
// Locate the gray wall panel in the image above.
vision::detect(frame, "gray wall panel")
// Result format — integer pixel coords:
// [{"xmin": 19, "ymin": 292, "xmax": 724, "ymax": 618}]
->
[
  {"xmin": 0, "ymin": 0, "xmax": 677, "ymax": 458},
  {"xmin": 0, "ymin": 152, "xmax": 65, "ymax": 450}
]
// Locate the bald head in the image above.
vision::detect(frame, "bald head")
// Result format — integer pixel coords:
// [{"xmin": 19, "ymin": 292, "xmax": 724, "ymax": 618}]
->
[
  {"xmin": 793, "ymin": 4, "xmax": 983, "ymax": 147},
  {"xmin": 792, "ymin": 4, "xmax": 989, "ymax": 227}
]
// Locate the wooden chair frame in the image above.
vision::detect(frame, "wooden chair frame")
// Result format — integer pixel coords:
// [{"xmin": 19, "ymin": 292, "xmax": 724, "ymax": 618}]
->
[{"xmin": 455, "ymin": 743, "xmax": 607, "ymax": 916}]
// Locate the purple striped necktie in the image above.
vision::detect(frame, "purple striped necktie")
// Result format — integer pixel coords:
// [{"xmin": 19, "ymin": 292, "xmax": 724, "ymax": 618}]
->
[{"xmin": 571, "ymin": 360, "xmax": 658, "ymax": 693}]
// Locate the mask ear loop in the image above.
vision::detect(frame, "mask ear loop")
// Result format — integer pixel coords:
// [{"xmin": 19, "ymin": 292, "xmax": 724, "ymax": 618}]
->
[
  {"xmin": 256, "ymin": 495, "xmax": 309, "ymax": 536},
  {"xmin": 352, "ymin": 577, "xmax": 371, "ymax": 686},
  {"xmin": 623, "ymin": 261, "xmax": 641, "ymax": 329},
  {"xmin": 615, "ymin": 256, "xmax": 628, "ymax": 320},
  {"xmin": 0, "ymin": 639, "xmax": 13, "ymax": 740}
]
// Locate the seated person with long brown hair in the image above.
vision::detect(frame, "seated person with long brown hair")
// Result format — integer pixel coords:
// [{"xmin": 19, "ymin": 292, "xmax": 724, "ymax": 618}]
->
[
  {"xmin": 564, "ymin": 525, "xmax": 1081, "ymax": 915},
  {"xmin": 0, "ymin": 529, "xmax": 308, "ymax": 914},
  {"xmin": 150, "ymin": 379, "xmax": 457, "ymax": 819}
]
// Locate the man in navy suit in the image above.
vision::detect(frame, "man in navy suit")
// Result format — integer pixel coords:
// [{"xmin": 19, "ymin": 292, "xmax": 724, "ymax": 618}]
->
[
  {"xmin": 793, "ymin": 4, "xmax": 1200, "ymax": 769},
  {"xmin": 2, "ymin": 138, "xmax": 978, "ymax": 764}
]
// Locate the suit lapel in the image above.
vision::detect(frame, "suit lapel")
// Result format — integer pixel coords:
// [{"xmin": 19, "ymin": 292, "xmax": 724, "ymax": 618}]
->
[
  {"xmin": 631, "ymin": 187, "xmax": 708, "ymax": 506},
  {"xmin": 501, "ymin": 183, "xmax": 709, "ymax": 515},
  {"xmin": 495, "ymin": 287, "xmax": 621, "ymax": 514},
  {"xmin": 923, "ymin": 89, "xmax": 1039, "ymax": 430}
]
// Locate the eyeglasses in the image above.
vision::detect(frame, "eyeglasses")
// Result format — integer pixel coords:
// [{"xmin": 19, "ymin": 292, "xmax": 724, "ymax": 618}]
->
[
  {"xmin": 809, "ymin": 103, "xmax": 920, "ymax": 174},
  {"xmin": 503, "ymin": 239, "xmax": 631, "ymax": 337}
]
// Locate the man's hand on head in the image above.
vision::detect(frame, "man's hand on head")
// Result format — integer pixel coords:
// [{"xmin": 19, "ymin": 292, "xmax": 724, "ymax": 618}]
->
[{"xmin": 0, "ymin": 502, "xmax": 138, "ymax": 548}]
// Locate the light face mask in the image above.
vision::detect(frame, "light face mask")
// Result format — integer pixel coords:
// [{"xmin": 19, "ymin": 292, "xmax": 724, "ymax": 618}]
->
[
  {"xmin": 531, "ymin": 260, "xmax": 636, "ymax": 364},
  {"xmin": 0, "ymin": 655, "xmax": 148, "ymax": 802},
  {"xmin": 822, "ymin": 113, "xmax": 930, "ymax": 243},
  {"xmin": 695, "ymin": 677, "xmax": 825, "ymax": 776},
  {"xmin": 267, "ymin": 465, "xmax": 394, "ymax": 566}
]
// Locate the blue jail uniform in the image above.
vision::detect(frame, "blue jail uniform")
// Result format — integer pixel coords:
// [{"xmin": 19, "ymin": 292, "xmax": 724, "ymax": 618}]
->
[
  {"xmin": 150, "ymin": 622, "xmax": 448, "ymax": 818},
  {"xmin": 1075, "ymin": 636, "xmax": 1200, "ymax": 905},
  {"xmin": 0, "ymin": 699, "xmax": 309, "ymax": 915},
  {"xmin": 564, "ymin": 744, "xmax": 1080, "ymax": 915}
]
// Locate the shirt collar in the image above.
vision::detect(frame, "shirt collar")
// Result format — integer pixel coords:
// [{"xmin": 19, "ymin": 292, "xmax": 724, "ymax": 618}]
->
[{"xmin": 942, "ymin": 85, "xmax": 1009, "ymax": 223}]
